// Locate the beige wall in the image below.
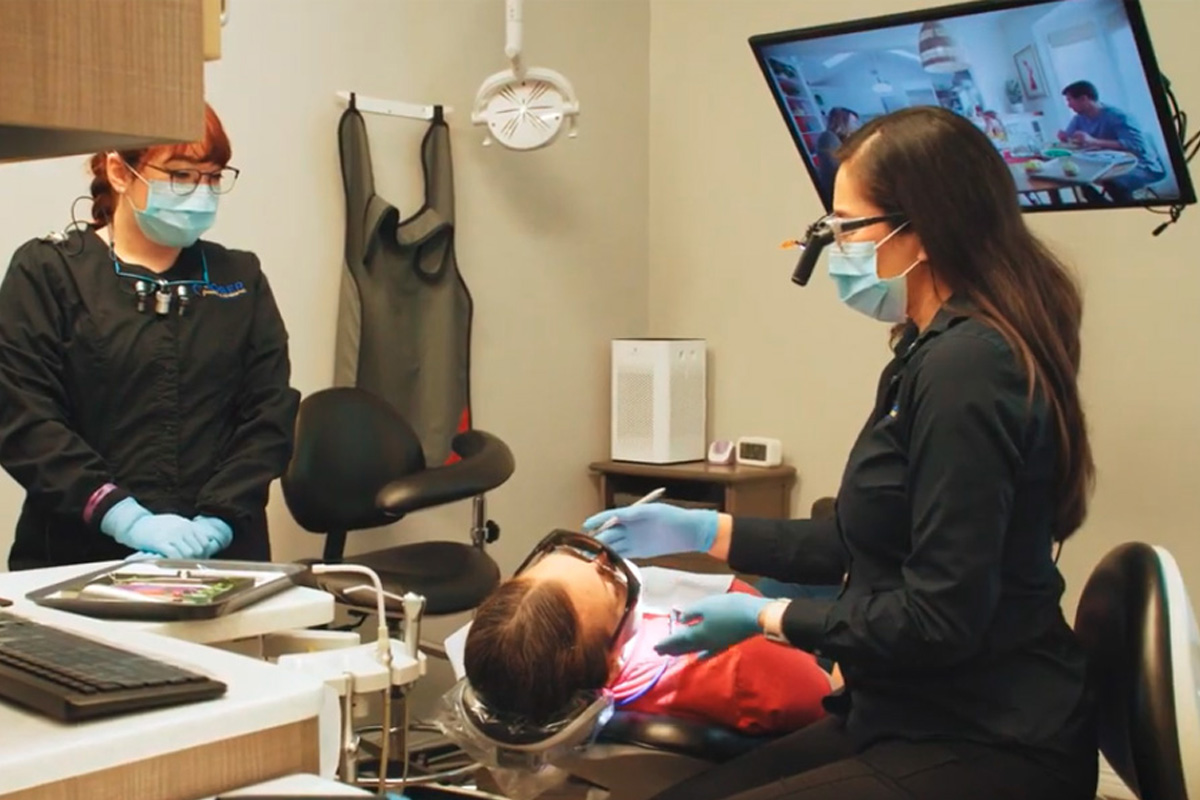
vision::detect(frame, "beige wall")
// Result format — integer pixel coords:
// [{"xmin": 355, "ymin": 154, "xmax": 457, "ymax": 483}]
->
[
  {"xmin": 0, "ymin": 0, "xmax": 650, "ymax": 576},
  {"xmin": 648, "ymin": 0, "xmax": 1200, "ymax": 612}
]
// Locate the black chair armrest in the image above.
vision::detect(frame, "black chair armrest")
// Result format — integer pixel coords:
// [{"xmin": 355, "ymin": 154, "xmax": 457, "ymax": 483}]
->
[
  {"xmin": 375, "ymin": 430, "xmax": 515, "ymax": 516},
  {"xmin": 598, "ymin": 711, "xmax": 775, "ymax": 763}
]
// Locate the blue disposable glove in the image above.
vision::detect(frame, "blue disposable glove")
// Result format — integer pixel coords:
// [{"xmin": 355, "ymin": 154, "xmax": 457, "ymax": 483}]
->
[
  {"xmin": 192, "ymin": 516, "xmax": 233, "ymax": 558},
  {"xmin": 581, "ymin": 503, "xmax": 718, "ymax": 559},
  {"xmin": 653, "ymin": 593, "xmax": 772, "ymax": 659},
  {"xmin": 103, "ymin": 503, "xmax": 209, "ymax": 559},
  {"xmin": 100, "ymin": 497, "xmax": 152, "ymax": 543}
]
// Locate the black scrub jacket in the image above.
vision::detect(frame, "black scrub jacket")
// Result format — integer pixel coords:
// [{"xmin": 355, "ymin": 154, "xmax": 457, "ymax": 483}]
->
[
  {"xmin": 0, "ymin": 230, "xmax": 301, "ymax": 570},
  {"xmin": 732, "ymin": 306, "xmax": 1094, "ymax": 760}
]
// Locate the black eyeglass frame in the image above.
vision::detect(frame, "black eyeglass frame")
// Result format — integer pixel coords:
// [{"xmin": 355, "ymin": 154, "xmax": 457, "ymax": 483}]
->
[
  {"xmin": 790, "ymin": 211, "xmax": 907, "ymax": 286},
  {"xmin": 137, "ymin": 162, "xmax": 242, "ymax": 196}
]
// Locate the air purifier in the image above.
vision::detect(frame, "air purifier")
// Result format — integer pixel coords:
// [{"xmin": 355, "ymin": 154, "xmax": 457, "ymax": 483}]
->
[{"xmin": 610, "ymin": 339, "xmax": 706, "ymax": 464}]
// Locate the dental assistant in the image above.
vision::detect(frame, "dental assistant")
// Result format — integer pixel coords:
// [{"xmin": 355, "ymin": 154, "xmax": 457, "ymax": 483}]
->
[
  {"xmin": 0, "ymin": 104, "xmax": 300, "ymax": 570},
  {"xmin": 584, "ymin": 107, "xmax": 1098, "ymax": 800}
]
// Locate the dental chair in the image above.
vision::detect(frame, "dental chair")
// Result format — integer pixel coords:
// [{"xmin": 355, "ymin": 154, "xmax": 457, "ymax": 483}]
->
[
  {"xmin": 281, "ymin": 386, "xmax": 516, "ymax": 628},
  {"xmin": 1074, "ymin": 542, "xmax": 1199, "ymax": 800},
  {"xmin": 474, "ymin": 540, "xmax": 1200, "ymax": 800},
  {"xmin": 563, "ymin": 712, "xmax": 774, "ymax": 800}
]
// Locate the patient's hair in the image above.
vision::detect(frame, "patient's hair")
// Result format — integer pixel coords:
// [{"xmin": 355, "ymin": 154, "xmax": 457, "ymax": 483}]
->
[{"xmin": 464, "ymin": 577, "xmax": 611, "ymax": 724}]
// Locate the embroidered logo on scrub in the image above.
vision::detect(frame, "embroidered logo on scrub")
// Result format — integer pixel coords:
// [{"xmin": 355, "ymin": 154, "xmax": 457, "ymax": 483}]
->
[
  {"xmin": 889, "ymin": 402, "xmax": 900, "ymax": 419},
  {"xmin": 201, "ymin": 281, "xmax": 247, "ymax": 299}
]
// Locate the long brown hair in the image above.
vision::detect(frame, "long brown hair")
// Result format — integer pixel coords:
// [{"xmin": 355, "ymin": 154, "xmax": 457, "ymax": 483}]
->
[
  {"xmin": 464, "ymin": 577, "xmax": 611, "ymax": 723},
  {"xmin": 87, "ymin": 103, "xmax": 233, "ymax": 226},
  {"xmin": 838, "ymin": 106, "xmax": 1094, "ymax": 541}
]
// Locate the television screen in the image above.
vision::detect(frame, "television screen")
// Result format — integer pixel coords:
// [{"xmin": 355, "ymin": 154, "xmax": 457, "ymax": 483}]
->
[{"xmin": 750, "ymin": 0, "xmax": 1195, "ymax": 212}]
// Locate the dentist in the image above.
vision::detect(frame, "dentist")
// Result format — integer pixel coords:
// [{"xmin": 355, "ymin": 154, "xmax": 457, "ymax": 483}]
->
[
  {"xmin": 0, "ymin": 103, "xmax": 300, "ymax": 569},
  {"xmin": 584, "ymin": 106, "xmax": 1098, "ymax": 800}
]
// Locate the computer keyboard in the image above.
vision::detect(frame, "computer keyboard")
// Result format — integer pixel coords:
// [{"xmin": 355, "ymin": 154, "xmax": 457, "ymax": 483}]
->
[{"xmin": 0, "ymin": 610, "xmax": 226, "ymax": 721}]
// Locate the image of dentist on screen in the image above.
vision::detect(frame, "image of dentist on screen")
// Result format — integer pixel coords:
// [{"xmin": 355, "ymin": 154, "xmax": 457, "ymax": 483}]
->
[
  {"xmin": 0, "ymin": 103, "xmax": 300, "ymax": 570},
  {"xmin": 584, "ymin": 105, "xmax": 1097, "ymax": 800}
]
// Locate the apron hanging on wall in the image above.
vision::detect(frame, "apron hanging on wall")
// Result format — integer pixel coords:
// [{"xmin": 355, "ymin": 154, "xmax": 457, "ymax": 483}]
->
[{"xmin": 333, "ymin": 107, "xmax": 473, "ymax": 466}]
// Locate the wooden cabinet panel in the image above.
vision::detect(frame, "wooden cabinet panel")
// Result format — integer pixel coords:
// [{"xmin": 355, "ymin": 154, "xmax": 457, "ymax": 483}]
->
[{"xmin": 0, "ymin": 0, "xmax": 204, "ymax": 162}]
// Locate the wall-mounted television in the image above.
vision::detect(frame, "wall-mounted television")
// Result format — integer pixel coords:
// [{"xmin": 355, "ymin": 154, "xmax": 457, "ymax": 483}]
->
[{"xmin": 749, "ymin": 0, "xmax": 1195, "ymax": 213}]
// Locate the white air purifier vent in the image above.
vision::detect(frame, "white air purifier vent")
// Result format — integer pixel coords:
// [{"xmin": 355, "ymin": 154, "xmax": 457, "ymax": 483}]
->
[{"xmin": 615, "ymin": 370, "xmax": 655, "ymax": 447}]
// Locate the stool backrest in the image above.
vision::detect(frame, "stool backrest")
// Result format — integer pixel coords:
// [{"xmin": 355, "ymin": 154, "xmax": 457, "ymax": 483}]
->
[{"xmin": 282, "ymin": 387, "xmax": 425, "ymax": 533}]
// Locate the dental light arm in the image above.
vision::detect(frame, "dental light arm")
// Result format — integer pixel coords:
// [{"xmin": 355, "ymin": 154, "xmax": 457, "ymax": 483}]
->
[{"xmin": 506, "ymin": 0, "xmax": 524, "ymax": 77}]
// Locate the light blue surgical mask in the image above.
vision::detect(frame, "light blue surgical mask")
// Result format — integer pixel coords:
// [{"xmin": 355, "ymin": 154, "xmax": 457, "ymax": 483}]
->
[
  {"xmin": 825, "ymin": 222, "xmax": 919, "ymax": 324},
  {"xmin": 126, "ymin": 173, "xmax": 219, "ymax": 249}
]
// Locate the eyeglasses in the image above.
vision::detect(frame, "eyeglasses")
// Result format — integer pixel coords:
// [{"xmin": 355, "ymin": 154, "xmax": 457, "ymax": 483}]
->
[
  {"xmin": 139, "ymin": 163, "xmax": 241, "ymax": 195},
  {"xmin": 812, "ymin": 213, "xmax": 907, "ymax": 253},
  {"xmin": 783, "ymin": 212, "xmax": 907, "ymax": 286},
  {"xmin": 515, "ymin": 530, "xmax": 642, "ymax": 647}
]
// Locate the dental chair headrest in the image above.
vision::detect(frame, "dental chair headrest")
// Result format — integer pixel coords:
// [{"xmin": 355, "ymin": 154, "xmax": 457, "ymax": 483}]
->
[
  {"xmin": 433, "ymin": 678, "xmax": 614, "ymax": 770},
  {"xmin": 460, "ymin": 680, "xmax": 610, "ymax": 745},
  {"xmin": 431, "ymin": 677, "xmax": 618, "ymax": 799}
]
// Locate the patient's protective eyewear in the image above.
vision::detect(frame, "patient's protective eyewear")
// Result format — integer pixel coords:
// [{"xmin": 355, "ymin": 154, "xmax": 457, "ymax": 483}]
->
[
  {"xmin": 515, "ymin": 529, "xmax": 642, "ymax": 647},
  {"xmin": 783, "ymin": 212, "xmax": 907, "ymax": 287}
]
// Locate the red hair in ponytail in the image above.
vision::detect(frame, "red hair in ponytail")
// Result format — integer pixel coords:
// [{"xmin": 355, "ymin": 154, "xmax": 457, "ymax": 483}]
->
[{"xmin": 87, "ymin": 103, "xmax": 232, "ymax": 225}]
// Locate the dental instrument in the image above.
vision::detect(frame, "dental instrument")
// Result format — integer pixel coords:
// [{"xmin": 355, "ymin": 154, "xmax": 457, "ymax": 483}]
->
[{"xmin": 593, "ymin": 487, "xmax": 667, "ymax": 535}]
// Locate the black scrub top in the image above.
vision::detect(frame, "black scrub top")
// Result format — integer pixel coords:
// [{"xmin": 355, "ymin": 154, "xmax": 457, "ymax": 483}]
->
[
  {"xmin": 0, "ymin": 230, "xmax": 301, "ymax": 570},
  {"xmin": 730, "ymin": 305, "xmax": 1094, "ymax": 759}
]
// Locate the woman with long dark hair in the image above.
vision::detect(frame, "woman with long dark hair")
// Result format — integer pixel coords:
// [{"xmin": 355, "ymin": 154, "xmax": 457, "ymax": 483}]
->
[{"xmin": 584, "ymin": 105, "xmax": 1097, "ymax": 800}]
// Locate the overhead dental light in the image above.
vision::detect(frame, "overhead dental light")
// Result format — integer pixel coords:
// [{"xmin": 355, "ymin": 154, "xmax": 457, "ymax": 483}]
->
[{"xmin": 471, "ymin": 0, "xmax": 580, "ymax": 151}]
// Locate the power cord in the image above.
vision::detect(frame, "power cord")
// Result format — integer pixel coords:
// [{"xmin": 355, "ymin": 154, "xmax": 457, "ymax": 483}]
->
[
  {"xmin": 41, "ymin": 196, "xmax": 95, "ymax": 255},
  {"xmin": 1148, "ymin": 74, "xmax": 1198, "ymax": 236}
]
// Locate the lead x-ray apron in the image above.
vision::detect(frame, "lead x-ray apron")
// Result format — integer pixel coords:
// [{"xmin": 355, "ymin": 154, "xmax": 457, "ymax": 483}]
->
[{"xmin": 334, "ymin": 107, "xmax": 473, "ymax": 465}]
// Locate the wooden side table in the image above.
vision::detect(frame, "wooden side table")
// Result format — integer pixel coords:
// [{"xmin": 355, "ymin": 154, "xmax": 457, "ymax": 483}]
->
[
  {"xmin": 587, "ymin": 460, "xmax": 797, "ymax": 577},
  {"xmin": 588, "ymin": 460, "xmax": 796, "ymax": 518}
]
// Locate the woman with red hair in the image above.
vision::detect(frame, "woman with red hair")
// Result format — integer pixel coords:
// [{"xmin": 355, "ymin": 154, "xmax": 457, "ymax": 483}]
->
[{"xmin": 0, "ymin": 103, "xmax": 300, "ymax": 569}]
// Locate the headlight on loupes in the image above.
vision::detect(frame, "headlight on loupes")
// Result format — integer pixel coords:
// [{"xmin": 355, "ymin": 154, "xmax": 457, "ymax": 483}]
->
[{"xmin": 780, "ymin": 219, "xmax": 836, "ymax": 287}]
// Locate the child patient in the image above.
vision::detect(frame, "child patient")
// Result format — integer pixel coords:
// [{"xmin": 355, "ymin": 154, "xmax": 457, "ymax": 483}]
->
[{"xmin": 463, "ymin": 530, "xmax": 837, "ymax": 735}]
